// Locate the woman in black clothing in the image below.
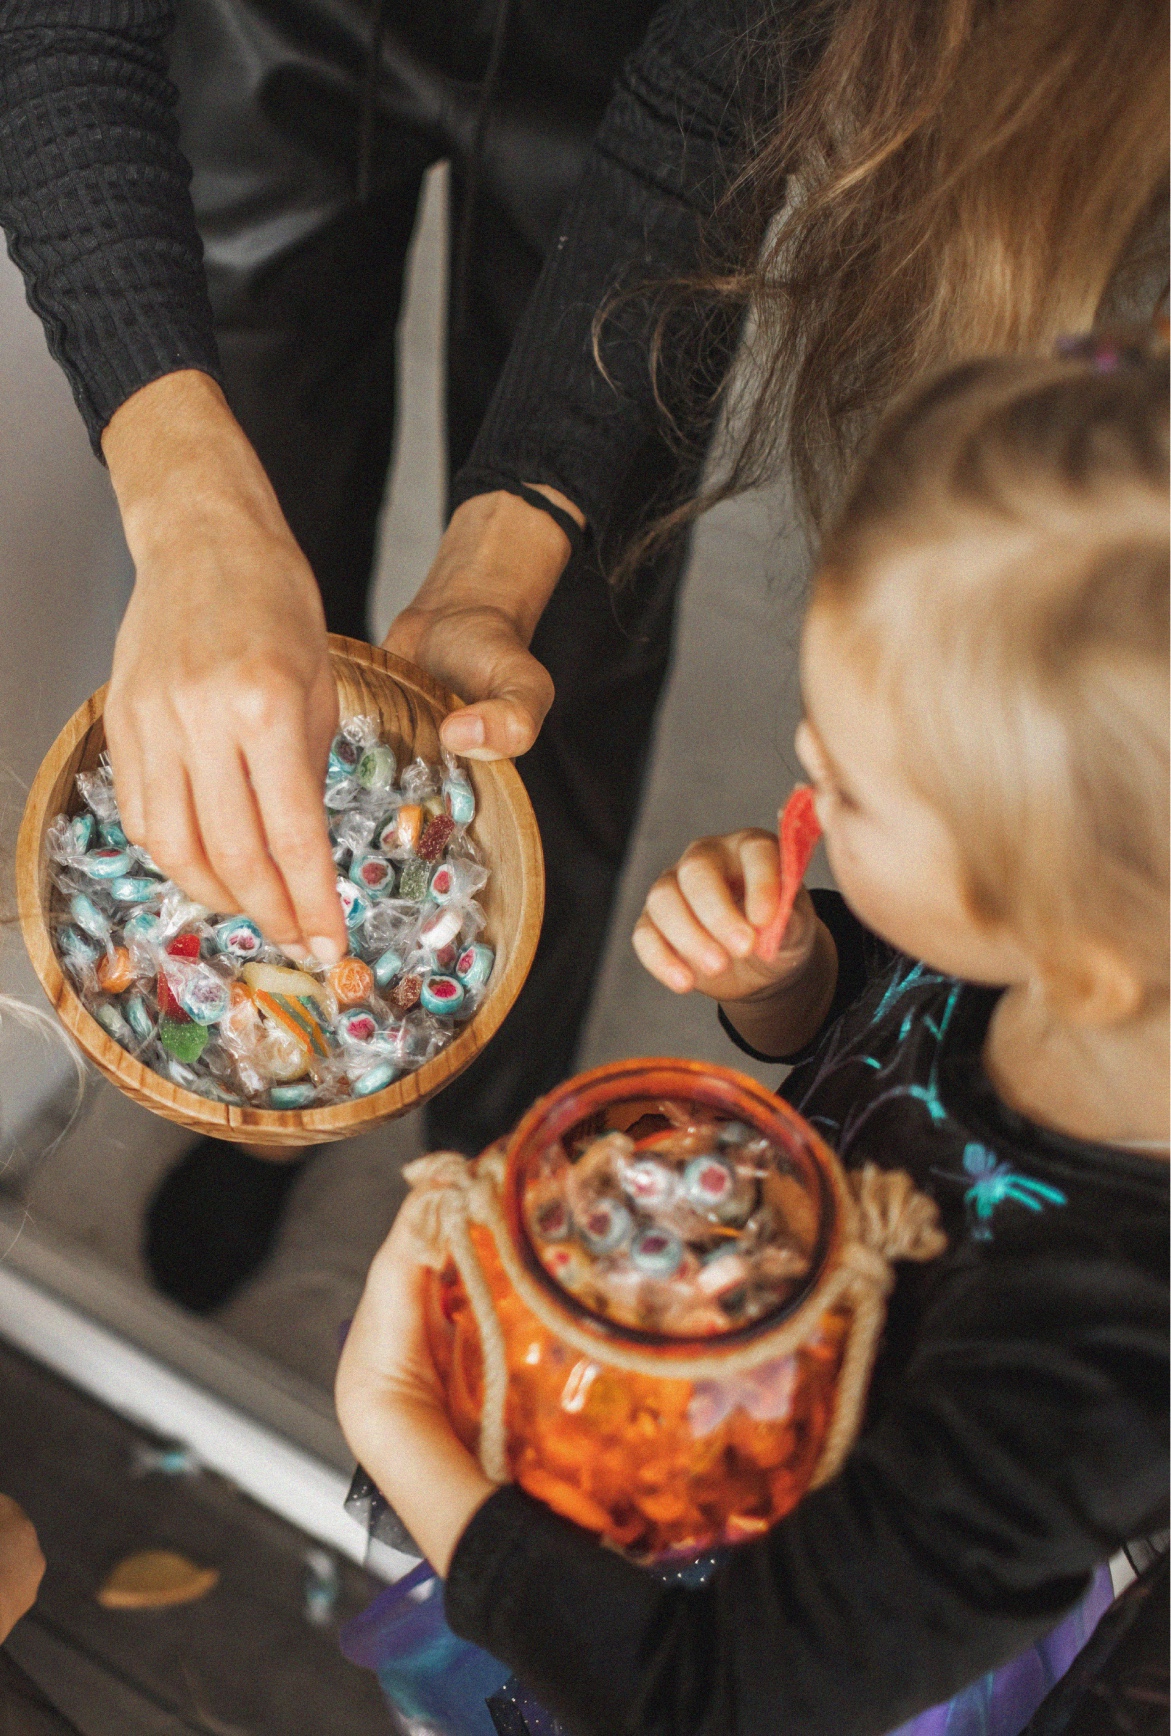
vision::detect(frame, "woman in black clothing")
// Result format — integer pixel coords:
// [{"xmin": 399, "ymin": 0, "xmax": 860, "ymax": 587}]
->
[
  {"xmin": 335, "ymin": 342, "xmax": 1170, "ymax": 1736},
  {"xmin": 0, "ymin": 1, "xmax": 1164, "ymax": 1186}
]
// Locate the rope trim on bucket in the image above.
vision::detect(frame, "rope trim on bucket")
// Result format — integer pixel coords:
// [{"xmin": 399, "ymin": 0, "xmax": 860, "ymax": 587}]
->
[{"xmin": 401, "ymin": 1147, "xmax": 946, "ymax": 1489}]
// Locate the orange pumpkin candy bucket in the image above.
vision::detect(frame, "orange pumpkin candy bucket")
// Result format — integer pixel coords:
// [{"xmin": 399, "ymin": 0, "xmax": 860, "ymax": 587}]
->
[{"xmin": 403, "ymin": 1058, "xmax": 945, "ymax": 1560}]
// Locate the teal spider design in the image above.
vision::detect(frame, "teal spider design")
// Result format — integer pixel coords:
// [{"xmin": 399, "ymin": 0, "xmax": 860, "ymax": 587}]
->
[{"xmin": 954, "ymin": 1142, "xmax": 1067, "ymax": 1240}]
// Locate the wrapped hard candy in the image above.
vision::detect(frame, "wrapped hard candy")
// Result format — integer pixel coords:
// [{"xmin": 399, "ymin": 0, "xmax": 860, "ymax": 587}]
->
[
  {"xmin": 69, "ymin": 893, "xmax": 110, "ymax": 944},
  {"xmin": 349, "ymin": 853, "xmax": 395, "ymax": 897},
  {"xmin": 357, "ymin": 743, "xmax": 396, "ymax": 792},
  {"xmin": 328, "ymin": 956, "xmax": 375, "ymax": 1007},
  {"xmin": 45, "ymin": 725, "xmax": 492, "ymax": 1106},
  {"xmin": 214, "ymin": 916, "xmax": 264, "ymax": 961},
  {"xmin": 442, "ymin": 758, "xmax": 475, "ymax": 826},
  {"xmin": 417, "ymin": 1064, "xmax": 946, "ymax": 1561},
  {"xmin": 419, "ymin": 974, "xmax": 465, "ymax": 1016}
]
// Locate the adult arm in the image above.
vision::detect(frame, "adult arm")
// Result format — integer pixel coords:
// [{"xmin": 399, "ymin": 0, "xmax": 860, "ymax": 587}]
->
[
  {"xmin": 387, "ymin": 0, "xmax": 758, "ymax": 759},
  {"xmin": 0, "ymin": 1, "xmax": 220, "ymax": 444},
  {"xmin": 0, "ymin": 4, "xmax": 346, "ymax": 958}
]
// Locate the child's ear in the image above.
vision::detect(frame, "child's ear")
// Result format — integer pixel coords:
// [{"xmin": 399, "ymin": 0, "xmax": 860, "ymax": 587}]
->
[{"xmin": 1041, "ymin": 936, "xmax": 1147, "ymax": 1028}]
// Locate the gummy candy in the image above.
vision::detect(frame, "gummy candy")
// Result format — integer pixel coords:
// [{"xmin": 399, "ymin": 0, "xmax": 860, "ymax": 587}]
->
[
  {"xmin": 418, "ymin": 814, "xmax": 455, "ymax": 861},
  {"xmin": 46, "ymin": 728, "xmax": 495, "ymax": 1107},
  {"xmin": 754, "ymin": 785, "xmax": 822, "ymax": 963}
]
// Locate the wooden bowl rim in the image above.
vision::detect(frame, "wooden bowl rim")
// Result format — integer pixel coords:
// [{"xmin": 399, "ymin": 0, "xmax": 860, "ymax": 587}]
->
[{"xmin": 16, "ymin": 636, "xmax": 544, "ymax": 1144}]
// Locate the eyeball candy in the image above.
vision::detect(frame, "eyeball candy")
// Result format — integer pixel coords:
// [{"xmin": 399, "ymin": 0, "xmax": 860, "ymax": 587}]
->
[
  {"xmin": 349, "ymin": 853, "xmax": 395, "ymax": 897},
  {"xmin": 522, "ymin": 1112, "xmax": 813, "ymax": 1338},
  {"xmin": 214, "ymin": 916, "xmax": 263, "ymax": 961},
  {"xmin": 455, "ymin": 943, "xmax": 494, "ymax": 991},
  {"xmin": 327, "ymin": 733, "xmax": 361, "ymax": 784},
  {"xmin": 45, "ymin": 729, "xmax": 493, "ymax": 1106},
  {"xmin": 419, "ymin": 975, "xmax": 465, "ymax": 1016},
  {"xmin": 337, "ymin": 1008, "xmax": 379, "ymax": 1044}
]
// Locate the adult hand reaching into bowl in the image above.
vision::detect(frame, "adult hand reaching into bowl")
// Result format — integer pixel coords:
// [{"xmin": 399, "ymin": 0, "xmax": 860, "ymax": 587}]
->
[
  {"xmin": 102, "ymin": 372, "xmax": 347, "ymax": 967},
  {"xmin": 383, "ymin": 487, "xmax": 584, "ymax": 762},
  {"xmin": 103, "ymin": 377, "xmax": 579, "ymax": 962}
]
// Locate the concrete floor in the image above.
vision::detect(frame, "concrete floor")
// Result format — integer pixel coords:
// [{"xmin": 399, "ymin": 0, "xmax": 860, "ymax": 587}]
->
[{"xmin": 3, "ymin": 164, "xmax": 825, "ymax": 1401}]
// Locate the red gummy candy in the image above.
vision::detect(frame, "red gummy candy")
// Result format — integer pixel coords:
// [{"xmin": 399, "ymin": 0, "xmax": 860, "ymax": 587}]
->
[
  {"xmin": 754, "ymin": 785, "xmax": 822, "ymax": 963},
  {"xmin": 157, "ymin": 932, "xmax": 200, "ymax": 1021},
  {"xmin": 417, "ymin": 814, "xmax": 456, "ymax": 862}
]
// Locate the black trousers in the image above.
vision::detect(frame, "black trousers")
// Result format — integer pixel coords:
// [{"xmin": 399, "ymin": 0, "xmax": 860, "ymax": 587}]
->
[{"xmin": 169, "ymin": 0, "xmax": 690, "ymax": 1153}]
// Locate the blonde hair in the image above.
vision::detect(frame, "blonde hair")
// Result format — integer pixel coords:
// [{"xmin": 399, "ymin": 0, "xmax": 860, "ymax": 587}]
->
[
  {"xmin": 614, "ymin": 0, "xmax": 1168, "ymax": 580},
  {"xmin": 815, "ymin": 337, "xmax": 1170, "ymax": 989}
]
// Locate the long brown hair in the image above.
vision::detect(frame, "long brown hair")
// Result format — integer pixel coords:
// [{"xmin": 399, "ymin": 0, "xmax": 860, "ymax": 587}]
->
[{"xmin": 613, "ymin": 0, "xmax": 1169, "ymax": 576}]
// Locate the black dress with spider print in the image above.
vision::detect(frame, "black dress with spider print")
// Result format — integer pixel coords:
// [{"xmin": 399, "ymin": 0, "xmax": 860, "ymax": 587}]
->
[{"xmin": 444, "ymin": 892, "xmax": 1168, "ymax": 1736}]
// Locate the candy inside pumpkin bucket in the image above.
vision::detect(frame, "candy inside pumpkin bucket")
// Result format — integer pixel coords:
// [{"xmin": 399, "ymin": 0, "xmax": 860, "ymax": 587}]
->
[{"xmin": 406, "ymin": 1058, "xmax": 945, "ymax": 1561}]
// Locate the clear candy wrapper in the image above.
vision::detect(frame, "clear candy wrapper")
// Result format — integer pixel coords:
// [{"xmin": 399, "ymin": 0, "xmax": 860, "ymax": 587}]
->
[
  {"xmin": 522, "ymin": 1107, "xmax": 816, "ymax": 1339},
  {"xmin": 46, "ymin": 727, "xmax": 496, "ymax": 1108}
]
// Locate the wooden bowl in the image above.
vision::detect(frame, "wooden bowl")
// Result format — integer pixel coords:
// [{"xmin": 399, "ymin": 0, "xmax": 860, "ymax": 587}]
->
[{"xmin": 16, "ymin": 635, "xmax": 545, "ymax": 1147}]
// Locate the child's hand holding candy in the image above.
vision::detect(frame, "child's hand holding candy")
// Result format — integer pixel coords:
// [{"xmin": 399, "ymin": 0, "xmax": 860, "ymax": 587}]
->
[{"xmin": 634, "ymin": 813, "xmax": 838, "ymax": 1059}]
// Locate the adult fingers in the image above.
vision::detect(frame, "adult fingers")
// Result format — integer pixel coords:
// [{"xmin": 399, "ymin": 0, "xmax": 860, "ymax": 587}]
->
[
  {"xmin": 440, "ymin": 695, "xmax": 545, "ymax": 760},
  {"xmin": 643, "ymin": 875, "xmax": 729, "ymax": 978},
  {"xmin": 739, "ymin": 832, "xmax": 782, "ymax": 931},
  {"xmin": 189, "ymin": 744, "xmax": 308, "ymax": 958},
  {"xmin": 245, "ymin": 712, "xmax": 347, "ymax": 965},
  {"xmin": 676, "ymin": 844, "xmax": 757, "ymax": 959},
  {"xmin": 103, "ymin": 699, "xmax": 148, "ymax": 849},
  {"xmin": 139, "ymin": 755, "xmax": 238, "ymax": 914},
  {"xmin": 632, "ymin": 911, "xmax": 694, "ymax": 994}
]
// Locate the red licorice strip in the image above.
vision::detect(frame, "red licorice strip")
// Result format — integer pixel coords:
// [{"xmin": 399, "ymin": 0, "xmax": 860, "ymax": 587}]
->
[{"xmin": 753, "ymin": 785, "xmax": 822, "ymax": 963}]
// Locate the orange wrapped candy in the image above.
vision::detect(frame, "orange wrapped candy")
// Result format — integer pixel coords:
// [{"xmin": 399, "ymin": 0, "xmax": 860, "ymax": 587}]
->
[
  {"xmin": 97, "ymin": 946, "xmax": 135, "ymax": 994},
  {"xmin": 327, "ymin": 957, "xmax": 375, "ymax": 1007},
  {"xmin": 408, "ymin": 1059, "xmax": 945, "ymax": 1560}
]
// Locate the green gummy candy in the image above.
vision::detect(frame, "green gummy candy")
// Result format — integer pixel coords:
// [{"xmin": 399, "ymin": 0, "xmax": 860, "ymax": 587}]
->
[
  {"xmin": 398, "ymin": 858, "xmax": 431, "ymax": 901},
  {"xmin": 158, "ymin": 1016, "xmax": 208, "ymax": 1064}
]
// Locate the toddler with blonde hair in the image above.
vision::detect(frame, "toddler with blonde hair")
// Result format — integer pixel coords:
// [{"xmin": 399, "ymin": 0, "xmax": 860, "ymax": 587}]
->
[{"xmin": 337, "ymin": 338, "xmax": 1169, "ymax": 1736}]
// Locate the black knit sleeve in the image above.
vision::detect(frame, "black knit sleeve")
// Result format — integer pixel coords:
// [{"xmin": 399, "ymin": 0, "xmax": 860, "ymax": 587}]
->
[
  {"xmin": 450, "ymin": 0, "xmax": 756, "ymax": 547},
  {"xmin": 446, "ymin": 1253, "xmax": 1168, "ymax": 1736},
  {"xmin": 0, "ymin": 1, "xmax": 222, "ymax": 454}
]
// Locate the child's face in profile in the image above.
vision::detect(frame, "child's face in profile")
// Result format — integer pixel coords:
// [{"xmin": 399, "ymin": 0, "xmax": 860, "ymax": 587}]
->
[{"xmin": 796, "ymin": 603, "xmax": 1032, "ymax": 988}]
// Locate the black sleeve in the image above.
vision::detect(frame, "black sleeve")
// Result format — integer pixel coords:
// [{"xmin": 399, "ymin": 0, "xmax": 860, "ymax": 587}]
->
[
  {"xmin": 451, "ymin": 0, "xmax": 757, "ymax": 547},
  {"xmin": 445, "ymin": 1256, "xmax": 1168, "ymax": 1736},
  {"xmin": 719, "ymin": 889, "xmax": 873, "ymax": 1066},
  {"xmin": 0, "ymin": 1, "xmax": 222, "ymax": 453}
]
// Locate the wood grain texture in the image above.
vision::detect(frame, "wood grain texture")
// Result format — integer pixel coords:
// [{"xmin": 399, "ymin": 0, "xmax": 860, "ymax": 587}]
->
[{"xmin": 17, "ymin": 636, "xmax": 545, "ymax": 1147}]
